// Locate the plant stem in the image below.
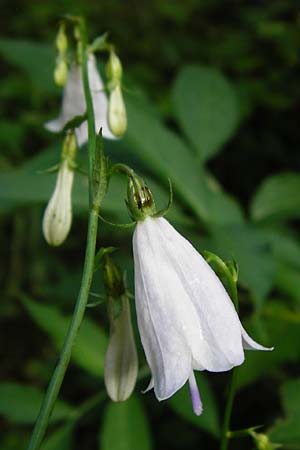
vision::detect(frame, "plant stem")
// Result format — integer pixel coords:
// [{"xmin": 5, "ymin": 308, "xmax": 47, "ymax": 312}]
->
[{"xmin": 27, "ymin": 18, "xmax": 101, "ymax": 450}]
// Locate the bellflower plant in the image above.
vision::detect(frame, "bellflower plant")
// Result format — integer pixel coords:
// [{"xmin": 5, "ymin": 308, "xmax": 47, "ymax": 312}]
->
[
  {"xmin": 125, "ymin": 174, "xmax": 272, "ymax": 415},
  {"xmin": 46, "ymin": 54, "xmax": 115, "ymax": 146}
]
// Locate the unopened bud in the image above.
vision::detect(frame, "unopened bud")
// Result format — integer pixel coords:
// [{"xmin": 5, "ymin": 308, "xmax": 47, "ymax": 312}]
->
[
  {"xmin": 54, "ymin": 58, "xmax": 68, "ymax": 87},
  {"xmin": 106, "ymin": 51, "xmax": 123, "ymax": 83},
  {"xmin": 251, "ymin": 432, "xmax": 281, "ymax": 450},
  {"xmin": 42, "ymin": 132, "xmax": 77, "ymax": 246},
  {"xmin": 104, "ymin": 256, "xmax": 138, "ymax": 402},
  {"xmin": 108, "ymin": 84, "xmax": 127, "ymax": 137},
  {"xmin": 56, "ymin": 23, "xmax": 68, "ymax": 54}
]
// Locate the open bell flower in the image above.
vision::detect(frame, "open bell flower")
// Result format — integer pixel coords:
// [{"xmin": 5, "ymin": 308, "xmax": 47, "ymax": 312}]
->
[
  {"xmin": 45, "ymin": 54, "xmax": 115, "ymax": 146},
  {"xmin": 133, "ymin": 216, "xmax": 273, "ymax": 415},
  {"xmin": 42, "ymin": 158, "xmax": 74, "ymax": 246}
]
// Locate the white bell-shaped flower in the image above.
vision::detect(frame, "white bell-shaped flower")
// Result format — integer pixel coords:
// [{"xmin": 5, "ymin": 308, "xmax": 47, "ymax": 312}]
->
[
  {"xmin": 133, "ymin": 216, "xmax": 272, "ymax": 415},
  {"xmin": 104, "ymin": 295, "xmax": 138, "ymax": 402},
  {"xmin": 45, "ymin": 54, "xmax": 115, "ymax": 146},
  {"xmin": 42, "ymin": 159, "xmax": 74, "ymax": 246}
]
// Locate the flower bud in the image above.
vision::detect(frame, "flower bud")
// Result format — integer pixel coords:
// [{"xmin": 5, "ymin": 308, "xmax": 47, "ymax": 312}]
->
[
  {"xmin": 42, "ymin": 132, "xmax": 77, "ymax": 246},
  {"xmin": 56, "ymin": 23, "xmax": 68, "ymax": 54},
  {"xmin": 127, "ymin": 176, "xmax": 156, "ymax": 221},
  {"xmin": 108, "ymin": 84, "xmax": 127, "ymax": 137},
  {"xmin": 54, "ymin": 57, "xmax": 68, "ymax": 87},
  {"xmin": 104, "ymin": 256, "xmax": 138, "ymax": 402},
  {"xmin": 106, "ymin": 51, "xmax": 123, "ymax": 83},
  {"xmin": 251, "ymin": 431, "xmax": 281, "ymax": 450}
]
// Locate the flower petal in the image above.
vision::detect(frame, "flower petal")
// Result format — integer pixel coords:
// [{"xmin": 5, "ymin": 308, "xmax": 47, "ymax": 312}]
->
[
  {"xmin": 152, "ymin": 217, "xmax": 246, "ymax": 371},
  {"xmin": 241, "ymin": 326, "xmax": 273, "ymax": 351}
]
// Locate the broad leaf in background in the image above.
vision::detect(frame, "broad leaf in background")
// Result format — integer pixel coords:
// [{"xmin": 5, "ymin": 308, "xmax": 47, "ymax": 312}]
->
[
  {"xmin": 172, "ymin": 65, "xmax": 239, "ymax": 161},
  {"xmin": 199, "ymin": 224, "xmax": 276, "ymax": 303},
  {"xmin": 250, "ymin": 172, "xmax": 300, "ymax": 222},
  {"xmin": 100, "ymin": 395, "xmax": 152, "ymax": 450},
  {"xmin": 269, "ymin": 378, "xmax": 300, "ymax": 447},
  {"xmin": 0, "ymin": 383, "xmax": 73, "ymax": 424},
  {"xmin": 41, "ymin": 424, "xmax": 73, "ymax": 450},
  {"xmin": 167, "ymin": 372, "xmax": 219, "ymax": 437},
  {"xmin": 22, "ymin": 297, "xmax": 108, "ymax": 377},
  {"xmin": 0, "ymin": 39, "xmax": 57, "ymax": 93},
  {"xmin": 235, "ymin": 304, "xmax": 300, "ymax": 390},
  {"xmin": 124, "ymin": 95, "xmax": 243, "ymax": 226}
]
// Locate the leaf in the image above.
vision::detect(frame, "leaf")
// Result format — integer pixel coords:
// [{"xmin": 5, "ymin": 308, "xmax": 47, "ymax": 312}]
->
[
  {"xmin": 199, "ymin": 224, "xmax": 276, "ymax": 303},
  {"xmin": 123, "ymin": 95, "xmax": 243, "ymax": 226},
  {"xmin": 269, "ymin": 378, "xmax": 300, "ymax": 446},
  {"xmin": 0, "ymin": 39, "xmax": 57, "ymax": 93},
  {"xmin": 22, "ymin": 297, "xmax": 108, "ymax": 377},
  {"xmin": 235, "ymin": 304, "xmax": 300, "ymax": 390},
  {"xmin": 167, "ymin": 372, "xmax": 220, "ymax": 437},
  {"xmin": 100, "ymin": 396, "xmax": 152, "ymax": 450},
  {"xmin": 41, "ymin": 424, "xmax": 73, "ymax": 450},
  {"xmin": 0, "ymin": 383, "xmax": 73, "ymax": 424},
  {"xmin": 172, "ymin": 65, "xmax": 239, "ymax": 161},
  {"xmin": 250, "ymin": 172, "xmax": 300, "ymax": 222}
]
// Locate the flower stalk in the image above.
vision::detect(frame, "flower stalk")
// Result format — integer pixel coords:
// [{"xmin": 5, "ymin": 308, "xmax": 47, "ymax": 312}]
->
[{"xmin": 27, "ymin": 18, "xmax": 104, "ymax": 450}]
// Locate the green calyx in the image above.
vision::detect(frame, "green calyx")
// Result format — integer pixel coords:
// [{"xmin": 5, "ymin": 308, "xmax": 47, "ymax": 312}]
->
[
  {"xmin": 126, "ymin": 175, "xmax": 156, "ymax": 221},
  {"xmin": 103, "ymin": 254, "xmax": 126, "ymax": 299}
]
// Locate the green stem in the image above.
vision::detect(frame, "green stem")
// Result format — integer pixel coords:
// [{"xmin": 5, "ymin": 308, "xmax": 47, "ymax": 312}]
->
[{"xmin": 27, "ymin": 18, "xmax": 101, "ymax": 450}]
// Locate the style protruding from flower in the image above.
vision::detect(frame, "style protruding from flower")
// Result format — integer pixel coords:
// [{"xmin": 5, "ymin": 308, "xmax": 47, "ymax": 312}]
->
[
  {"xmin": 106, "ymin": 50, "xmax": 127, "ymax": 137},
  {"xmin": 104, "ymin": 253, "xmax": 138, "ymax": 402},
  {"xmin": 42, "ymin": 131, "xmax": 77, "ymax": 246},
  {"xmin": 128, "ymin": 176, "xmax": 273, "ymax": 415},
  {"xmin": 46, "ymin": 53, "xmax": 116, "ymax": 146},
  {"xmin": 54, "ymin": 23, "xmax": 69, "ymax": 87}
]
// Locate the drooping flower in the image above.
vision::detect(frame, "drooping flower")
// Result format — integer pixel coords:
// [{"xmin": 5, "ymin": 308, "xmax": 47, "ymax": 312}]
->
[
  {"xmin": 103, "ymin": 254, "xmax": 138, "ymax": 402},
  {"xmin": 46, "ymin": 54, "xmax": 115, "ymax": 146},
  {"xmin": 132, "ymin": 215, "xmax": 272, "ymax": 414}
]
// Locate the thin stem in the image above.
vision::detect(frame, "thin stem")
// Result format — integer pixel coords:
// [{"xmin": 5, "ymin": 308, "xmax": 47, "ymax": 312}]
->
[{"xmin": 27, "ymin": 18, "xmax": 101, "ymax": 450}]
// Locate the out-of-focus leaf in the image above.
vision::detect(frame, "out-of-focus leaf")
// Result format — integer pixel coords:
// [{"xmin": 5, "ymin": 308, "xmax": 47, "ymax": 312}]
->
[
  {"xmin": 100, "ymin": 395, "xmax": 152, "ymax": 450},
  {"xmin": 269, "ymin": 378, "xmax": 300, "ymax": 446},
  {"xmin": 251, "ymin": 172, "xmax": 300, "ymax": 222},
  {"xmin": 0, "ymin": 39, "xmax": 57, "ymax": 93},
  {"xmin": 22, "ymin": 297, "xmax": 108, "ymax": 377},
  {"xmin": 236, "ymin": 303, "xmax": 300, "ymax": 390},
  {"xmin": 274, "ymin": 264, "xmax": 300, "ymax": 303},
  {"xmin": 124, "ymin": 95, "xmax": 243, "ymax": 226},
  {"xmin": 41, "ymin": 424, "xmax": 73, "ymax": 450},
  {"xmin": 0, "ymin": 383, "xmax": 73, "ymax": 424},
  {"xmin": 172, "ymin": 65, "xmax": 239, "ymax": 161},
  {"xmin": 168, "ymin": 372, "xmax": 220, "ymax": 437},
  {"xmin": 199, "ymin": 224, "xmax": 276, "ymax": 303}
]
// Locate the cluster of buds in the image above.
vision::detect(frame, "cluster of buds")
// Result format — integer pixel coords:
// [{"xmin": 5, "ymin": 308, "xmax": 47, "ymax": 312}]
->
[
  {"xmin": 42, "ymin": 131, "xmax": 77, "ymax": 246},
  {"xmin": 103, "ymin": 254, "xmax": 138, "ymax": 402},
  {"xmin": 106, "ymin": 50, "xmax": 127, "ymax": 137},
  {"xmin": 54, "ymin": 23, "xmax": 68, "ymax": 87}
]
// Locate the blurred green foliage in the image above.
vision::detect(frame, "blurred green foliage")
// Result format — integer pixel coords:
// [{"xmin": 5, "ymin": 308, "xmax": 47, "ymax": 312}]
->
[{"xmin": 1, "ymin": 1, "xmax": 300, "ymax": 449}]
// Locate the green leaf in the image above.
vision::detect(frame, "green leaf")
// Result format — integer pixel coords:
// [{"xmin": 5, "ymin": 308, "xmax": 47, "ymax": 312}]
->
[
  {"xmin": 200, "ymin": 224, "xmax": 276, "ymax": 303},
  {"xmin": 236, "ymin": 304, "xmax": 300, "ymax": 390},
  {"xmin": 100, "ymin": 396, "xmax": 152, "ymax": 450},
  {"xmin": 250, "ymin": 172, "xmax": 300, "ymax": 222},
  {"xmin": 172, "ymin": 65, "xmax": 239, "ymax": 161},
  {"xmin": 41, "ymin": 424, "xmax": 73, "ymax": 450},
  {"xmin": 0, "ymin": 39, "xmax": 57, "ymax": 93},
  {"xmin": 269, "ymin": 378, "xmax": 300, "ymax": 446},
  {"xmin": 167, "ymin": 372, "xmax": 220, "ymax": 437},
  {"xmin": 0, "ymin": 383, "xmax": 73, "ymax": 424},
  {"xmin": 124, "ymin": 95, "xmax": 243, "ymax": 226},
  {"xmin": 22, "ymin": 297, "xmax": 108, "ymax": 377}
]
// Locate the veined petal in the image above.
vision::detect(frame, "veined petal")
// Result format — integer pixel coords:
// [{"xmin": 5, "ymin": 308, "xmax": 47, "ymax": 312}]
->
[{"xmin": 150, "ymin": 217, "xmax": 246, "ymax": 371}]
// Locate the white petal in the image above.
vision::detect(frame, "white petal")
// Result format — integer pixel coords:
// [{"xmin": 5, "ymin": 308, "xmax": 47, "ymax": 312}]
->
[
  {"xmin": 241, "ymin": 326, "xmax": 273, "ymax": 351},
  {"xmin": 149, "ymin": 217, "xmax": 245, "ymax": 371},
  {"xmin": 134, "ymin": 220, "xmax": 204, "ymax": 400}
]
